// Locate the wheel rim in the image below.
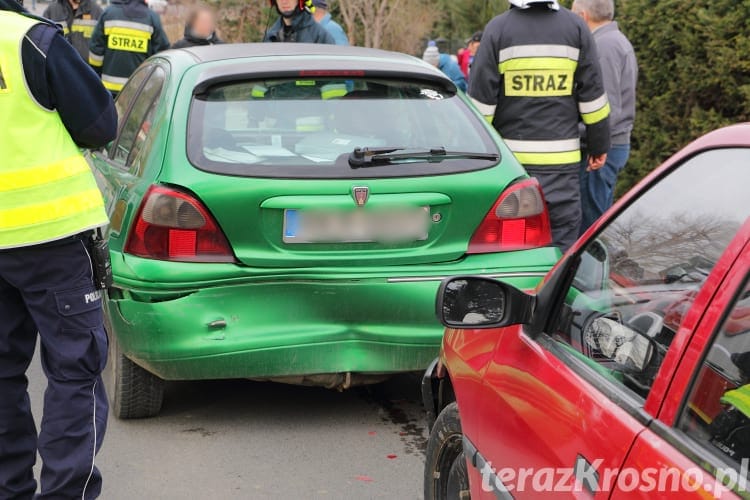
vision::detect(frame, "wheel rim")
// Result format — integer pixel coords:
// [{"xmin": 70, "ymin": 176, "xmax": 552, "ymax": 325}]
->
[
  {"xmin": 446, "ymin": 451, "xmax": 469, "ymax": 499},
  {"xmin": 433, "ymin": 432, "xmax": 465, "ymax": 500}
]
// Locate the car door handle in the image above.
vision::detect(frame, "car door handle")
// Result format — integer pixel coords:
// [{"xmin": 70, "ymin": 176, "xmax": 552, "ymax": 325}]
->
[{"xmin": 574, "ymin": 454, "xmax": 600, "ymax": 495}]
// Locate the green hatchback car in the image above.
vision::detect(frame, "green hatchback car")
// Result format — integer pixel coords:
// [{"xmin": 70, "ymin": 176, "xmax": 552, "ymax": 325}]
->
[{"xmin": 89, "ymin": 43, "xmax": 559, "ymax": 418}]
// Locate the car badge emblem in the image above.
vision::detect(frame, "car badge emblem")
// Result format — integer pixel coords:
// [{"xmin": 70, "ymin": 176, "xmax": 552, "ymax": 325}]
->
[{"xmin": 352, "ymin": 186, "xmax": 369, "ymax": 207}]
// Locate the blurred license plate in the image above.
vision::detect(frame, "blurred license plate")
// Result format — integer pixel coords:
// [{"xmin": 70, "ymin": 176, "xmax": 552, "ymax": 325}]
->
[{"xmin": 283, "ymin": 207, "xmax": 429, "ymax": 244}]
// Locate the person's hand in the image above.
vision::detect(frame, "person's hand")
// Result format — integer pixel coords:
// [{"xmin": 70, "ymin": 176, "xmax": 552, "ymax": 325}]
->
[{"xmin": 588, "ymin": 153, "xmax": 607, "ymax": 171}]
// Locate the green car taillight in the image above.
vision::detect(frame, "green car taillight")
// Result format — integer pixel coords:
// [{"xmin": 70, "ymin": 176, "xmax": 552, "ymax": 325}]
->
[
  {"xmin": 467, "ymin": 178, "xmax": 552, "ymax": 254},
  {"xmin": 125, "ymin": 185, "xmax": 236, "ymax": 263}
]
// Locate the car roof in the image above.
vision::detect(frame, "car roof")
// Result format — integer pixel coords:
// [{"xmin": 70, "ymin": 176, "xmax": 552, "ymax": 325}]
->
[
  {"xmin": 679, "ymin": 123, "xmax": 750, "ymax": 154},
  {"xmin": 171, "ymin": 43, "xmax": 455, "ymax": 94}
]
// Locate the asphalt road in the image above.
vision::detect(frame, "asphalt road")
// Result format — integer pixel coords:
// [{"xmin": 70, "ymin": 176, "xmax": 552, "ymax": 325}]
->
[{"xmin": 28, "ymin": 345, "xmax": 428, "ymax": 499}]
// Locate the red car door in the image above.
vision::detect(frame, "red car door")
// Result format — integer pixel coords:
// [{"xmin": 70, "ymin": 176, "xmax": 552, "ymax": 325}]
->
[
  {"xmin": 612, "ymin": 231, "xmax": 750, "ymax": 499},
  {"xmin": 465, "ymin": 146, "xmax": 750, "ymax": 498},
  {"xmin": 468, "ymin": 325, "xmax": 648, "ymax": 498},
  {"xmin": 441, "ymin": 325, "xmax": 505, "ymax": 446}
]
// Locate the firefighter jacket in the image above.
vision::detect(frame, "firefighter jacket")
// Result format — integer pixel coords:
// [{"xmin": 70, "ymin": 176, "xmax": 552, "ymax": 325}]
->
[
  {"xmin": 42, "ymin": 0, "xmax": 102, "ymax": 62},
  {"xmin": 469, "ymin": 3, "xmax": 611, "ymax": 171},
  {"xmin": 88, "ymin": 0, "xmax": 170, "ymax": 93}
]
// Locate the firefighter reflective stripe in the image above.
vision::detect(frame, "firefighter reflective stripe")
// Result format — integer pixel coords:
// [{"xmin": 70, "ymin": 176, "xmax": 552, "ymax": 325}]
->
[
  {"xmin": 513, "ymin": 150, "xmax": 581, "ymax": 165},
  {"xmin": 504, "ymin": 69, "xmax": 575, "ymax": 97},
  {"xmin": 71, "ymin": 19, "xmax": 97, "ymax": 38},
  {"xmin": 102, "ymin": 74, "xmax": 128, "ymax": 92},
  {"xmin": 500, "ymin": 57, "xmax": 578, "ymax": 73},
  {"xmin": 579, "ymin": 93, "xmax": 611, "ymax": 125},
  {"xmin": 498, "ymin": 44, "xmax": 579, "ymax": 97},
  {"xmin": 251, "ymin": 85, "xmax": 267, "ymax": 98},
  {"xmin": 104, "ymin": 20, "xmax": 152, "ymax": 54},
  {"xmin": 103, "ymin": 19, "xmax": 154, "ymax": 34},
  {"xmin": 504, "ymin": 138, "xmax": 581, "ymax": 166},
  {"xmin": 106, "ymin": 28, "xmax": 149, "ymax": 53},
  {"xmin": 89, "ymin": 52, "xmax": 103, "ymax": 67},
  {"xmin": 500, "ymin": 58, "xmax": 577, "ymax": 96},
  {"xmin": 320, "ymin": 83, "xmax": 347, "ymax": 100},
  {"xmin": 498, "ymin": 44, "xmax": 580, "ymax": 64},
  {"xmin": 470, "ymin": 97, "xmax": 497, "ymax": 119},
  {"xmin": 722, "ymin": 386, "xmax": 750, "ymax": 418},
  {"xmin": 504, "ymin": 138, "xmax": 580, "ymax": 153}
]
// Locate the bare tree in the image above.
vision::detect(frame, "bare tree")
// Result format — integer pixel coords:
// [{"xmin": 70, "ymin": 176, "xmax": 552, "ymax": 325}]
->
[
  {"xmin": 212, "ymin": 1, "xmax": 270, "ymax": 43},
  {"xmin": 339, "ymin": 0, "xmax": 437, "ymax": 51},
  {"xmin": 381, "ymin": 0, "xmax": 441, "ymax": 54},
  {"xmin": 601, "ymin": 211, "xmax": 740, "ymax": 279}
]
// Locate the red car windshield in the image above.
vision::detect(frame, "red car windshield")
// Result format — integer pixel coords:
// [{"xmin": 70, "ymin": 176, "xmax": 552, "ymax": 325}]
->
[{"xmin": 560, "ymin": 148, "xmax": 750, "ymax": 399}]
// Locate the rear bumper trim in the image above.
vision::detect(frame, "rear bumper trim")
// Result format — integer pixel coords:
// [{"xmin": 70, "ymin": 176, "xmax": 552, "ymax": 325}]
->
[{"xmin": 387, "ymin": 271, "xmax": 547, "ymax": 283}]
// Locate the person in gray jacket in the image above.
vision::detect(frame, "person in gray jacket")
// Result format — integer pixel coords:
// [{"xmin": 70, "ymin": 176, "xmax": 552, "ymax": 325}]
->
[{"xmin": 573, "ymin": 0, "xmax": 637, "ymax": 233}]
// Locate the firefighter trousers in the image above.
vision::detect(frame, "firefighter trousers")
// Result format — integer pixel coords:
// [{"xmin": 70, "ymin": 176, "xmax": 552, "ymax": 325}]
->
[{"xmin": 527, "ymin": 167, "xmax": 582, "ymax": 253}]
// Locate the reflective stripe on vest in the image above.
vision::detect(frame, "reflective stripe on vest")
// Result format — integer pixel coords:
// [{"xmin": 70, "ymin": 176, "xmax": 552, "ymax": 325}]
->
[
  {"xmin": 498, "ymin": 44, "xmax": 579, "ymax": 97},
  {"xmin": 0, "ymin": 11, "xmax": 107, "ymax": 249},
  {"xmin": 503, "ymin": 137, "xmax": 581, "ymax": 166}
]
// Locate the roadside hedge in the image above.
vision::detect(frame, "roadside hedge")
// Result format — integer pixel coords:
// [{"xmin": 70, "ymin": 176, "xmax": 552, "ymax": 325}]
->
[
  {"xmin": 615, "ymin": 0, "xmax": 750, "ymax": 193},
  {"xmin": 514, "ymin": 0, "xmax": 750, "ymax": 194}
]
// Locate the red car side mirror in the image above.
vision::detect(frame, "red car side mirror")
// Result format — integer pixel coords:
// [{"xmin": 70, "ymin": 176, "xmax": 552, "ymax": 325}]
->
[{"xmin": 436, "ymin": 276, "xmax": 535, "ymax": 329}]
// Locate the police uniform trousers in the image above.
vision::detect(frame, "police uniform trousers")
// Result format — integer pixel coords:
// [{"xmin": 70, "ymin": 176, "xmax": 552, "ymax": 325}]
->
[
  {"xmin": 0, "ymin": 233, "xmax": 108, "ymax": 500},
  {"xmin": 527, "ymin": 167, "xmax": 582, "ymax": 253}
]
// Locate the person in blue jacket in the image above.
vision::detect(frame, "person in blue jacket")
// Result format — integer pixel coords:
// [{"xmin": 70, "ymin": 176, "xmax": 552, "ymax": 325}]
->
[
  {"xmin": 422, "ymin": 40, "xmax": 467, "ymax": 91},
  {"xmin": 311, "ymin": 0, "xmax": 348, "ymax": 45}
]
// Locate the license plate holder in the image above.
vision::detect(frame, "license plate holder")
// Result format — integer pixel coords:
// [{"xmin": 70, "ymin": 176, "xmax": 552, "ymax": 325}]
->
[{"xmin": 283, "ymin": 207, "xmax": 429, "ymax": 244}]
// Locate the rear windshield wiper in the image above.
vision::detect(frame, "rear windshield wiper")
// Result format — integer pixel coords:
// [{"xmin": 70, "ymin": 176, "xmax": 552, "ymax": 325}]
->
[{"xmin": 348, "ymin": 146, "xmax": 499, "ymax": 168}]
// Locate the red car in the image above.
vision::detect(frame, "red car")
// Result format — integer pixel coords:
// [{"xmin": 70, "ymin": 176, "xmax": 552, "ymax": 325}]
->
[{"xmin": 422, "ymin": 124, "xmax": 750, "ymax": 499}]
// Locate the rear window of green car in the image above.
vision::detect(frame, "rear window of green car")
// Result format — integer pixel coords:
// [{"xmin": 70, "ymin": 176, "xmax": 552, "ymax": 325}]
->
[{"xmin": 187, "ymin": 78, "xmax": 500, "ymax": 179}]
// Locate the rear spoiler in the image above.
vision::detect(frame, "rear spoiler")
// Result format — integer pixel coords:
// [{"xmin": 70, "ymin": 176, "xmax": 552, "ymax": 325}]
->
[{"xmin": 192, "ymin": 64, "xmax": 457, "ymax": 97}]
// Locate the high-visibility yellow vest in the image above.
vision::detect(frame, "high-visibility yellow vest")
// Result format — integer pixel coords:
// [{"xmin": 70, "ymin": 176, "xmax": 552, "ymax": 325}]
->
[
  {"xmin": 0, "ymin": 11, "xmax": 108, "ymax": 249},
  {"xmin": 722, "ymin": 385, "xmax": 750, "ymax": 419}
]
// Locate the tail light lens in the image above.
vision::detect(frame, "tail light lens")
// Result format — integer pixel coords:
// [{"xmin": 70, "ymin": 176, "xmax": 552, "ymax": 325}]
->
[
  {"xmin": 467, "ymin": 178, "xmax": 552, "ymax": 253},
  {"xmin": 125, "ymin": 185, "xmax": 235, "ymax": 263}
]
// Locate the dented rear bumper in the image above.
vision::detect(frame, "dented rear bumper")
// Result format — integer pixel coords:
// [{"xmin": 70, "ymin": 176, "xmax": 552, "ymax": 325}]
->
[{"xmin": 106, "ymin": 250, "xmax": 557, "ymax": 381}]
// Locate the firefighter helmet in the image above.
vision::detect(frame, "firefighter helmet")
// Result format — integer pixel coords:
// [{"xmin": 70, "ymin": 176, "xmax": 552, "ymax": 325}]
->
[{"xmin": 508, "ymin": 0, "xmax": 560, "ymax": 9}]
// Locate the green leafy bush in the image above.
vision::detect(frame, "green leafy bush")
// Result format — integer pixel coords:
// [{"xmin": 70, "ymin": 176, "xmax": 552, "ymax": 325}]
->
[{"xmin": 617, "ymin": 0, "xmax": 750, "ymax": 193}]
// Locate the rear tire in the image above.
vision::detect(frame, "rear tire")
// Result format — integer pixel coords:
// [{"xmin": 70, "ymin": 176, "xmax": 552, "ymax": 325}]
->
[
  {"xmin": 424, "ymin": 402, "xmax": 471, "ymax": 499},
  {"xmin": 106, "ymin": 334, "xmax": 164, "ymax": 419}
]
